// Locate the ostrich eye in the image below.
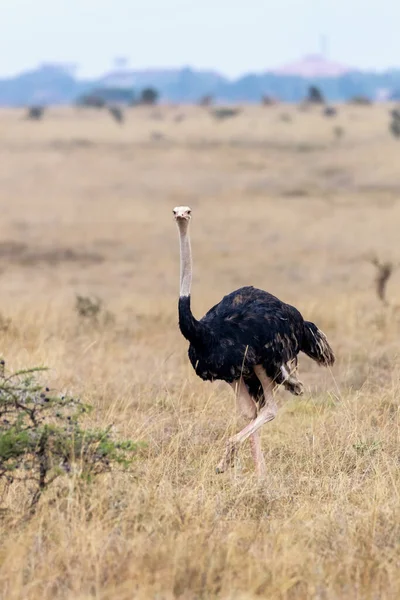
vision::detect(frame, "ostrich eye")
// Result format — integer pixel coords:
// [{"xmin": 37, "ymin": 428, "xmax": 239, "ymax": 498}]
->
[{"xmin": 187, "ymin": 210, "xmax": 191, "ymax": 215}]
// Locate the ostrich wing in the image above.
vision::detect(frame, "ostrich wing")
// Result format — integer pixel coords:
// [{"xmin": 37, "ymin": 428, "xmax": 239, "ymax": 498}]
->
[{"xmin": 188, "ymin": 286, "xmax": 304, "ymax": 383}]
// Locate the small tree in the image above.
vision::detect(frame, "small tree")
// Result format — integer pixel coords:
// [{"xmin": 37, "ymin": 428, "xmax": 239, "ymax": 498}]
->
[
  {"xmin": 323, "ymin": 106, "xmax": 337, "ymax": 117},
  {"xmin": 211, "ymin": 107, "xmax": 241, "ymax": 121},
  {"xmin": 366, "ymin": 256, "xmax": 395, "ymax": 305},
  {"xmin": 333, "ymin": 126, "xmax": 344, "ymax": 140},
  {"xmin": 348, "ymin": 95, "xmax": 372, "ymax": 105},
  {"xmin": 306, "ymin": 85, "xmax": 325, "ymax": 104},
  {"xmin": 0, "ymin": 362, "xmax": 140, "ymax": 512},
  {"xmin": 140, "ymin": 88, "xmax": 159, "ymax": 105},
  {"xmin": 26, "ymin": 106, "xmax": 45, "ymax": 121},
  {"xmin": 261, "ymin": 95, "xmax": 276, "ymax": 106},
  {"xmin": 76, "ymin": 94, "xmax": 106, "ymax": 108},
  {"xmin": 199, "ymin": 95, "xmax": 213, "ymax": 107},
  {"xmin": 390, "ymin": 119, "xmax": 400, "ymax": 138},
  {"xmin": 108, "ymin": 105, "xmax": 124, "ymax": 124}
]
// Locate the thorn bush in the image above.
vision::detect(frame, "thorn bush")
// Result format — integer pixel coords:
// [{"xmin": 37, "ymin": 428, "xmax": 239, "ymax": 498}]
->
[
  {"xmin": 367, "ymin": 255, "xmax": 395, "ymax": 305},
  {"xmin": 0, "ymin": 362, "xmax": 140, "ymax": 512},
  {"xmin": 389, "ymin": 119, "xmax": 400, "ymax": 138},
  {"xmin": 333, "ymin": 126, "xmax": 344, "ymax": 140},
  {"xmin": 75, "ymin": 294, "xmax": 115, "ymax": 327},
  {"xmin": 211, "ymin": 107, "xmax": 241, "ymax": 121}
]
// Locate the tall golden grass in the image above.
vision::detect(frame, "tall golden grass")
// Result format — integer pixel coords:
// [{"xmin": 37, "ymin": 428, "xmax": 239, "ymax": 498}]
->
[{"xmin": 0, "ymin": 104, "xmax": 399, "ymax": 599}]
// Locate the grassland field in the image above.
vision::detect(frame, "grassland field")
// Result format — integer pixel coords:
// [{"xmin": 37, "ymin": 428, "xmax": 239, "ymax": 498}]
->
[{"xmin": 0, "ymin": 103, "xmax": 400, "ymax": 599}]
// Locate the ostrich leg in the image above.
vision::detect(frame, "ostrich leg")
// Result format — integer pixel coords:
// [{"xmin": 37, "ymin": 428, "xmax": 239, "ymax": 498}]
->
[
  {"xmin": 234, "ymin": 379, "xmax": 266, "ymax": 476},
  {"xmin": 215, "ymin": 378, "xmax": 266, "ymax": 476},
  {"xmin": 216, "ymin": 366, "xmax": 277, "ymax": 477}
]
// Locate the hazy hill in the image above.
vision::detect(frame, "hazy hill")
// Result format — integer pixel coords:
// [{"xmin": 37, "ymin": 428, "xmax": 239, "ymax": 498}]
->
[
  {"xmin": 0, "ymin": 64, "xmax": 90, "ymax": 106},
  {"xmin": 1, "ymin": 58, "xmax": 400, "ymax": 105}
]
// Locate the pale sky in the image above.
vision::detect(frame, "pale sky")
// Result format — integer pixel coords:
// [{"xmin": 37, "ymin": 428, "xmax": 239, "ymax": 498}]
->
[{"xmin": 1, "ymin": 0, "xmax": 400, "ymax": 78}]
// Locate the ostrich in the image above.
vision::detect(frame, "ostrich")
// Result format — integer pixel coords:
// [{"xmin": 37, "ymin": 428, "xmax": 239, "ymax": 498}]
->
[{"xmin": 173, "ymin": 206, "xmax": 335, "ymax": 477}]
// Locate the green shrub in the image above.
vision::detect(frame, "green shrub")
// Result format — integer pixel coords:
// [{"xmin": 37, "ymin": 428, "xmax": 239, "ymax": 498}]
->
[
  {"xmin": 139, "ymin": 87, "xmax": 159, "ymax": 105},
  {"xmin": 306, "ymin": 85, "xmax": 325, "ymax": 104},
  {"xmin": 211, "ymin": 107, "xmax": 241, "ymax": 120},
  {"xmin": 0, "ymin": 362, "xmax": 140, "ymax": 511},
  {"xmin": 390, "ymin": 119, "xmax": 400, "ymax": 138},
  {"xmin": 75, "ymin": 294, "xmax": 115, "ymax": 327}
]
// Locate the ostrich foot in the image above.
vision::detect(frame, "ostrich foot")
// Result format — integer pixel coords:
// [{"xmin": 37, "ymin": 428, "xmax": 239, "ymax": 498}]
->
[
  {"xmin": 283, "ymin": 377, "xmax": 304, "ymax": 396},
  {"xmin": 215, "ymin": 439, "xmax": 238, "ymax": 474}
]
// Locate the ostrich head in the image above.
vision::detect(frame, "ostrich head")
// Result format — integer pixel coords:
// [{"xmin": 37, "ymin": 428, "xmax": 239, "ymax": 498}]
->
[{"xmin": 173, "ymin": 206, "xmax": 192, "ymax": 224}]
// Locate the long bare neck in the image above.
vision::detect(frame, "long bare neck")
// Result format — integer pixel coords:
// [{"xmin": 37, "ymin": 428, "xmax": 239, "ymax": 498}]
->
[
  {"xmin": 178, "ymin": 221, "xmax": 192, "ymax": 297},
  {"xmin": 176, "ymin": 220, "xmax": 209, "ymax": 345}
]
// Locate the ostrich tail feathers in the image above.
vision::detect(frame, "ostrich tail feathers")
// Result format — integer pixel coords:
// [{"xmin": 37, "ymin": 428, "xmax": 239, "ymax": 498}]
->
[{"xmin": 302, "ymin": 321, "xmax": 335, "ymax": 367}]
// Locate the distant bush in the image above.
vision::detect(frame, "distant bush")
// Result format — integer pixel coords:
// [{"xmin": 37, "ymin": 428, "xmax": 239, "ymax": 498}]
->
[
  {"xmin": 389, "ymin": 119, "xmax": 400, "ymax": 138},
  {"xmin": 333, "ymin": 126, "xmax": 344, "ymax": 140},
  {"xmin": 389, "ymin": 107, "xmax": 400, "ymax": 138},
  {"xmin": 323, "ymin": 106, "xmax": 337, "ymax": 117},
  {"xmin": 348, "ymin": 95, "xmax": 372, "ymax": 105},
  {"xmin": 174, "ymin": 114, "xmax": 185, "ymax": 123},
  {"xmin": 199, "ymin": 95, "xmax": 213, "ymax": 107},
  {"xmin": 0, "ymin": 362, "xmax": 140, "ymax": 512},
  {"xmin": 261, "ymin": 95, "xmax": 276, "ymax": 106},
  {"xmin": 75, "ymin": 294, "xmax": 102, "ymax": 320},
  {"xmin": 26, "ymin": 106, "xmax": 45, "ymax": 121},
  {"xmin": 108, "ymin": 105, "xmax": 124, "ymax": 124},
  {"xmin": 76, "ymin": 94, "xmax": 106, "ymax": 109},
  {"xmin": 279, "ymin": 113, "xmax": 292, "ymax": 123},
  {"xmin": 297, "ymin": 101, "xmax": 310, "ymax": 112},
  {"xmin": 306, "ymin": 85, "xmax": 325, "ymax": 104},
  {"xmin": 367, "ymin": 255, "xmax": 395, "ymax": 305},
  {"xmin": 211, "ymin": 107, "xmax": 241, "ymax": 120},
  {"xmin": 139, "ymin": 87, "xmax": 159, "ymax": 105},
  {"xmin": 77, "ymin": 86, "xmax": 159, "ymax": 109},
  {"xmin": 77, "ymin": 87, "xmax": 135, "ymax": 108},
  {"xmin": 390, "ymin": 108, "xmax": 400, "ymax": 120},
  {"xmin": 75, "ymin": 294, "xmax": 114, "ymax": 327}
]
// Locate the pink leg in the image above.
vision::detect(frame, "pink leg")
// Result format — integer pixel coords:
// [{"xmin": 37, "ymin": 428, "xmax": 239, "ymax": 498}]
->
[
  {"xmin": 220, "ymin": 379, "xmax": 266, "ymax": 476},
  {"xmin": 215, "ymin": 378, "xmax": 262, "ymax": 474},
  {"xmin": 216, "ymin": 366, "xmax": 277, "ymax": 477},
  {"xmin": 250, "ymin": 432, "xmax": 266, "ymax": 477}
]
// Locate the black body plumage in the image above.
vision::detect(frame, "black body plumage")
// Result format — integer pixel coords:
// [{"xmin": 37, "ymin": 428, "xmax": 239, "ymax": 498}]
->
[{"xmin": 178, "ymin": 286, "xmax": 334, "ymax": 403}]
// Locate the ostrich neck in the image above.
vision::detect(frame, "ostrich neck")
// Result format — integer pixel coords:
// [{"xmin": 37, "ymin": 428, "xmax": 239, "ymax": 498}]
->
[
  {"xmin": 178, "ymin": 222, "xmax": 192, "ymax": 297},
  {"xmin": 176, "ymin": 220, "xmax": 210, "ymax": 345}
]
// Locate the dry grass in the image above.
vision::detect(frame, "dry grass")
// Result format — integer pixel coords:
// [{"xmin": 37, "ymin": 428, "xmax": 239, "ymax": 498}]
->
[{"xmin": 0, "ymin": 103, "xmax": 399, "ymax": 599}]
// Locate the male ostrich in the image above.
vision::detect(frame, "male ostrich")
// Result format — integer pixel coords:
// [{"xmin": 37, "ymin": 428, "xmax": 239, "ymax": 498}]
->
[{"xmin": 173, "ymin": 206, "xmax": 335, "ymax": 476}]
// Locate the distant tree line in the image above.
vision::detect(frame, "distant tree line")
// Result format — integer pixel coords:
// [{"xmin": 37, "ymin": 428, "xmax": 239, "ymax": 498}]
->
[
  {"xmin": 4, "ymin": 62, "xmax": 400, "ymax": 106},
  {"xmin": 76, "ymin": 86, "xmax": 159, "ymax": 108}
]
